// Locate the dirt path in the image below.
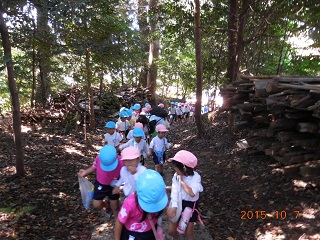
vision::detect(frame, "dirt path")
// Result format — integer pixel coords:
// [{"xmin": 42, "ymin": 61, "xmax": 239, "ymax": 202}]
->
[{"xmin": 0, "ymin": 110, "xmax": 319, "ymax": 239}]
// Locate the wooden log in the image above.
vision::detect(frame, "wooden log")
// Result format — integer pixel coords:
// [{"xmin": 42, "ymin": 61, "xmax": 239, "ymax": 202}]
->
[
  {"xmin": 266, "ymin": 79, "xmax": 282, "ymax": 93},
  {"xmin": 297, "ymin": 122, "xmax": 319, "ymax": 133},
  {"xmin": 279, "ymin": 83, "xmax": 320, "ymax": 91},
  {"xmin": 269, "ymin": 119, "xmax": 297, "ymax": 131}
]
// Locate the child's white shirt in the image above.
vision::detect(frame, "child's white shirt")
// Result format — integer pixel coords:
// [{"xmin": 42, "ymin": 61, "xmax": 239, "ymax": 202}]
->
[
  {"xmin": 149, "ymin": 136, "xmax": 169, "ymax": 151},
  {"xmin": 176, "ymin": 107, "xmax": 182, "ymax": 115},
  {"xmin": 126, "ymin": 129, "xmax": 146, "ymax": 141},
  {"xmin": 119, "ymin": 139, "xmax": 149, "ymax": 158},
  {"xmin": 170, "ymin": 171, "xmax": 203, "ymax": 207},
  {"xmin": 115, "ymin": 163, "xmax": 147, "ymax": 197},
  {"xmin": 116, "ymin": 120, "xmax": 130, "ymax": 131},
  {"xmin": 104, "ymin": 132, "xmax": 122, "ymax": 147}
]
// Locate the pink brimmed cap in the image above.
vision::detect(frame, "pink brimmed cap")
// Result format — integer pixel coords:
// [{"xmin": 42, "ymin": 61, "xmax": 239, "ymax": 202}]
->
[
  {"xmin": 169, "ymin": 150, "xmax": 198, "ymax": 168},
  {"xmin": 121, "ymin": 146, "xmax": 141, "ymax": 160},
  {"xmin": 158, "ymin": 103, "xmax": 164, "ymax": 108},
  {"xmin": 156, "ymin": 124, "xmax": 168, "ymax": 132},
  {"xmin": 134, "ymin": 122, "xmax": 143, "ymax": 129}
]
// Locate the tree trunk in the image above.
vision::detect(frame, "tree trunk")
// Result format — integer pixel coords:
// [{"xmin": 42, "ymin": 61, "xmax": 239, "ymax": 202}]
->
[
  {"xmin": 137, "ymin": 0, "xmax": 149, "ymax": 88},
  {"xmin": 233, "ymin": 0, "xmax": 250, "ymax": 82},
  {"xmin": 193, "ymin": 0, "xmax": 204, "ymax": 137},
  {"xmin": 226, "ymin": 0, "xmax": 238, "ymax": 83},
  {"xmin": 86, "ymin": 48, "xmax": 95, "ymax": 130},
  {"xmin": 36, "ymin": 2, "xmax": 51, "ymax": 108},
  {"xmin": 147, "ymin": 0, "xmax": 159, "ymax": 105},
  {"xmin": 0, "ymin": 10, "xmax": 25, "ymax": 176}
]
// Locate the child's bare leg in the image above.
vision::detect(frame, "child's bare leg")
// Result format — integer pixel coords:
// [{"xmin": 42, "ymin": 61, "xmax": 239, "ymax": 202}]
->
[
  {"xmin": 110, "ymin": 199, "xmax": 120, "ymax": 220},
  {"xmin": 92, "ymin": 199, "xmax": 109, "ymax": 209},
  {"xmin": 186, "ymin": 222, "xmax": 195, "ymax": 240},
  {"xmin": 168, "ymin": 222, "xmax": 179, "ymax": 240}
]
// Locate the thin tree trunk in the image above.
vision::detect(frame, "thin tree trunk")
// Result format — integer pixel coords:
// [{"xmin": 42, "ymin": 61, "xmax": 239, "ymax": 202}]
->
[
  {"xmin": 86, "ymin": 48, "xmax": 95, "ymax": 130},
  {"xmin": 193, "ymin": 0, "xmax": 204, "ymax": 137},
  {"xmin": 36, "ymin": 2, "xmax": 51, "ymax": 107},
  {"xmin": 147, "ymin": 0, "xmax": 159, "ymax": 105},
  {"xmin": 0, "ymin": 10, "xmax": 25, "ymax": 176},
  {"xmin": 226, "ymin": 0, "xmax": 238, "ymax": 83},
  {"xmin": 233, "ymin": 0, "xmax": 250, "ymax": 82},
  {"xmin": 31, "ymin": 21, "xmax": 36, "ymax": 108},
  {"xmin": 137, "ymin": 0, "xmax": 149, "ymax": 87}
]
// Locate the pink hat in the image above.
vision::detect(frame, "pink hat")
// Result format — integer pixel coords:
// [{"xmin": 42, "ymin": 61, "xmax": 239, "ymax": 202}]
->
[
  {"xmin": 156, "ymin": 124, "xmax": 168, "ymax": 132},
  {"xmin": 158, "ymin": 103, "xmax": 164, "ymax": 108},
  {"xmin": 169, "ymin": 150, "xmax": 197, "ymax": 168},
  {"xmin": 134, "ymin": 122, "xmax": 143, "ymax": 129},
  {"xmin": 141, "ymin": 107, "xmax": 148, "ymax": 113},
  {"xmin": 121, "ymin": 146, "xmax": 141, "ymax": 160}
]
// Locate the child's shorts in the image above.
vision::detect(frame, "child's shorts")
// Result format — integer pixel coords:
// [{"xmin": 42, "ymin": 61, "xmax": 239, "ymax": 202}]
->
[
  {"xmin": 121, "ymin": 227, "xmax": 155, "ymax": 240},
  {"xmin": 93, "ymin": 180, "xmax": 120, "ymax": 201},
  {"xmin": 181, "ymin": 200, "xmax": 199, "ymax": 223},
  {"xmin": 152, "ymin": 151, "xmax": 166, "ymax": 165}
]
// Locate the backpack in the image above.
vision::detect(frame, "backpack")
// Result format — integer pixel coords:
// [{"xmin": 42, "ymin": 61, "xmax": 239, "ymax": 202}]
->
[{"xmin": 149, "ymin": 106, "xmax": 168, "ymax": 118}]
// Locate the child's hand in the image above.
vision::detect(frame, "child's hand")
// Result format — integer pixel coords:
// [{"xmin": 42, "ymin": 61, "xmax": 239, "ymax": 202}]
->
[
  {"xmin": 77, "ymin": 169, "xmax": 86, "ymax": 178},
  {"xmin": 167, "ymin": 207, "xmax": 177, "ymax": 219},
  {"xmin": 112, "ymin": 186, "xmax": 120, "ymax": 195}
]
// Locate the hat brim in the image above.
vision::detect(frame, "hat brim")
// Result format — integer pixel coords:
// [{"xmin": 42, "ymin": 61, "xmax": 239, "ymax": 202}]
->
[
  {"xmin": 100, "ymin": 158, "xmax": 118, "ymax": 171},
  {"xmin": 138, "ymin": 191, "xmax": 168, "ymax": 213}
]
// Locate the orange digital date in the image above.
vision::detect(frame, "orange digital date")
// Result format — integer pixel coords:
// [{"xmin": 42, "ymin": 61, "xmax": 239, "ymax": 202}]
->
[{"xmin": 241, "ymin": 210, "xmax": 300, "ymax": 220}]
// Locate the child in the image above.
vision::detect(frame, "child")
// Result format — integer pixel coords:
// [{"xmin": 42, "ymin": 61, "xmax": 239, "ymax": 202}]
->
[
  {"xmin": 77, "ymin": 145, "xmax": 124, "ymax": 218},
  {"xmin": 116, "ymin": 110, "xmax": 131, "ymax": 140},
  {"xmin": 119, "ymin": 128, "xmax": 149, "ymax": 165},
  {"xmin": 112, "ymin": 146, "xmax": 147, "ymax": 197},
  {"xmin": 167, "ymin": 150, "xmax": 203, "ymax": 240},
  {"xmin": 114, "ymin": 169, "xmax": 168, "ymax": 240},
  {"xmin": 126, "ymin": 122, "xmax": 146, "ymax": 141},
  {"xmin": 132, "ymin": 103, "xmax": 141, "ymax": 121},
  {"xmin": 148, "ymin": 124, "xmax": 172, "ymax": 175},
  {"xmin": 168, "ymin": 102, "xmax": 177, "ymax": 125},
  {"xmin": 104, "ymin": 121, "xmax": 123, "ymax": 149}
]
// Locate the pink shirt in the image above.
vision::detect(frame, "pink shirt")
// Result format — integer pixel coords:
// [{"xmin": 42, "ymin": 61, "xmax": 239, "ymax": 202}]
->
[
  {"xmin": 118, "ymin": 193, "xmax": 158, "ymax": 232},
  {"xmin": 92, "ymin": 155, "xmax": 124, "ymax": 185}
]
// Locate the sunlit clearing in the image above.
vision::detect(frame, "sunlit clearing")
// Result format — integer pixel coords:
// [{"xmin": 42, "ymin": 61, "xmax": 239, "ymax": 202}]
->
[
  {"xmin": 292, "ymin": 179, "xmax": 308, "ymax": 188},
  {"xmin": 92, "ymin": 144, "xmax": 102, "ymax": 151},
  {"xmin": 255, "ymin": 226, "xmax": 286, "ymax": 240},
  {"xmin": 0, "ymin": 166, "xmax": 16, "ymax": 175},
  {"xmin": 173, "ymin": 144, "xmax": 181, "ymax": 149},
  {"xmin": 21, "ymin": 125, "xmax": 32, "ymax": 133},
  {"xmin": 64, "ymin": 147, "xmax": 84, "ymax": 156},
  {"xmin": 52, "ymin": 192, "xmax": 68, "ymax": 199}
]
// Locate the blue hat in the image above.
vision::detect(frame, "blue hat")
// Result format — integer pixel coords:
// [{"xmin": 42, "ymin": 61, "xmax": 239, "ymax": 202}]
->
[
  {"xmin": 119, "ymin": 110, "xmax": 129, "ymax": 118},
  {"xmin": 170, "ymin": 102, "xmax": 175, "ymax": 105},
  {"xmin": 144, "ymin": 102, "xmax": 150, "ymax": 107},
  {"xmin": 120, "ymin": 107, "xmax": 128, "ymax": 112},
  {"xmin": 99, "ymin": 145, "xmax": 118, "ymax": 171},
  {"xmin": 133, "ymin": 128, "xmax": 144, "ymax": 137},
  {"xmin": 175, "ymin": 102, "xmax": 178, "ymax": 106},
  {"xmin": 105, "ymin": 121, "xmax": 116, "ymax": 128},
  {"xmin": 137, "ymin": 170, "xmax": 168, "ymax": 213},
  {"xmin": 126, "ymin": 109, "xmax": 133, "ymax": 117},
  {"xmin": 133, "ymin": 103, "xmax": 141, "ymax": 110}
]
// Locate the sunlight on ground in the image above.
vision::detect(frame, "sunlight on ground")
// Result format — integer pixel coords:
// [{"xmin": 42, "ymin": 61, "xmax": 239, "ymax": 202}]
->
[
  {"xmin": 292, "ymin": 179, "xmax": 308, "ymax": 188},
  {"xmin": 0, "ymin": 166, "xmax": 16, "ymax": 175},
  {"xmin": 21, "ymin": 125, "xmax": 32, "ymax": 133},
  {"xmin": 92, "ymin": 144, "xmax": 102, "ymax": 151},
  {"xmin": 64, "ymin": 147, "xmax": 84, "ymax": 156},
  {"xmin": 173, "ymin": 144, "xmax": 181, "ymax": 149}
]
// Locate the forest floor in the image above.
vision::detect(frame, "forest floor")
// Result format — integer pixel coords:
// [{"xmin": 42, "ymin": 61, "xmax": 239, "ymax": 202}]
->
[{"xmin": 0, "ymin": 110, "xmax": 319, "ymax": 240}]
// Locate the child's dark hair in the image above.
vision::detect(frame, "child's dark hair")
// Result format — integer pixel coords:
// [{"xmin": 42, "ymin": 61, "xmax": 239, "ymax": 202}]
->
[
  {"xmin": 171, "ymin": 160, "xmax": 194, "ymax": 176},
  {"xmin": 135, "ymin": 193, "xmax": 164, "ymax": 222}
]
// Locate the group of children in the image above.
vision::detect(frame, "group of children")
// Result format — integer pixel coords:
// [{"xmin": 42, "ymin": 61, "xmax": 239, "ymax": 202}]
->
[
  {"xmin": 168, "ymin": 101, "xmax": 195, "ymax": 125},
  {"xmin": 77, "ymin": 103, "xmax": 203, "ymax": 240}
]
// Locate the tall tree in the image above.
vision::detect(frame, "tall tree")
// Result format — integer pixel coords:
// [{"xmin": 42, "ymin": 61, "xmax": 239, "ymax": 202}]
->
[
  {"xmin": 147, "ymin": 0, "xmax": 159, "ymax": 105},
  {"xmin": 0, "ymin": 7, "xmax": 24, "ymax": 176},
  {"xmin": 193, "ymin": 0, "xmax": 204, "ymax": 137}
]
